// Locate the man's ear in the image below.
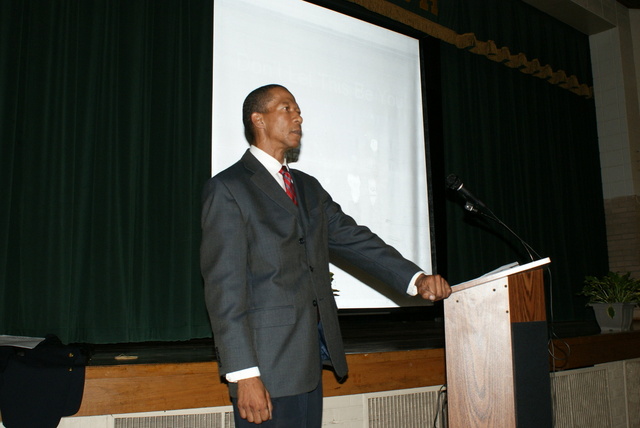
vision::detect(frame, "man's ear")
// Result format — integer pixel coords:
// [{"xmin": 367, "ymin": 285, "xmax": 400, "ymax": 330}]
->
[{"xmin": 251, "ymin": 112, "xmax": 265, "ymax": 130}]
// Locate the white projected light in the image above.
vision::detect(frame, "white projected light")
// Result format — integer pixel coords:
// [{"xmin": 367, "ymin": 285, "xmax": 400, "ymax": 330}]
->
[{"xmin": 212, "ymin": 0, "xmax": 433, "ymax": 308}]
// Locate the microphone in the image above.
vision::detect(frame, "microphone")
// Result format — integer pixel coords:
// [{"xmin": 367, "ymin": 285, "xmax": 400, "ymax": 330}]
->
[
  {"xmin": 445, "ymin": 174, "xmax": 486, "ymax": 212},
  {"xmin": 445, "ymin": 173, "xmax": 541, "ymax": 262}
]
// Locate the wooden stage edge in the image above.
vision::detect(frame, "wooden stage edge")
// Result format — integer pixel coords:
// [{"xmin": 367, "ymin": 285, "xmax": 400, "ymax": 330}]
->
[{"xmin": 76, "ymin": 329, "xmax": 640, "ymax": 417}]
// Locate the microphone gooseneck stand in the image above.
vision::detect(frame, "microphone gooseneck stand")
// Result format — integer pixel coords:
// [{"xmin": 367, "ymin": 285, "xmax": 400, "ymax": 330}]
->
[{"xmin": 445, "ymin": 173, "xmax": 542, "ymax": 262}]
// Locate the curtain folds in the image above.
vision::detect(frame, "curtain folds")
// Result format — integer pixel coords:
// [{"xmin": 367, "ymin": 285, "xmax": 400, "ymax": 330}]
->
[
  {"xmin": 440, "ymin": 44, "xmax": 607, "ymax": 321},
  {"xmin": 436, "ymin": 0, "xmax": 607, "ymax": 321},
  {"xmin": 0, "ymin": 0, "xmax": 213, "ymax": 343}
]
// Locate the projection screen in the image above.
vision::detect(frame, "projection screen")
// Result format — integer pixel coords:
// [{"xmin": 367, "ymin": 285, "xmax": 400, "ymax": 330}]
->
[{"xmin": 212, "ymin": 0, "xmax": 433, "ymax": 308}]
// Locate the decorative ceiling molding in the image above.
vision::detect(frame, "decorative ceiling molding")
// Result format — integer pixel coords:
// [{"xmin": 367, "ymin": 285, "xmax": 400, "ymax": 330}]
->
[{"xmin": 343, "ymin": 0, "xmax": 593, "ymax": 98}]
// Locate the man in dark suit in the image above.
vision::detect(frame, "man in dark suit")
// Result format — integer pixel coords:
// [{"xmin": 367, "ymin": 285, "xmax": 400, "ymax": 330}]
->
[{"xmin": 200, "ymin": 84, "xmax": 451, "ymax": 427}]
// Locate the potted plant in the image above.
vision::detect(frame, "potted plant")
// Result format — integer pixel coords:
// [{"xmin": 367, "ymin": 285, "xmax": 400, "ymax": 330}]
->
[{"xmin": 580, "ymin": 272, "xmax": 640, "ymax": 332}]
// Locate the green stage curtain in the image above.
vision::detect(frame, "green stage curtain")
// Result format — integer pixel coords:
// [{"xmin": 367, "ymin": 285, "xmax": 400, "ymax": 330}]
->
[
  {"xmin": 438, "ymin": 0, "xmax": 608, "ymax": 321},
  {"xmin": 0, "ymin": 0, "xmax": 213, "ymax": 343}
]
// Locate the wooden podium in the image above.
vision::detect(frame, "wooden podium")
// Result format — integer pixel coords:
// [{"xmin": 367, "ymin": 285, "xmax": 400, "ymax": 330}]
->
[{"xmin": 444, "ymin": 258, "xmax": 552, "ymax": 428}]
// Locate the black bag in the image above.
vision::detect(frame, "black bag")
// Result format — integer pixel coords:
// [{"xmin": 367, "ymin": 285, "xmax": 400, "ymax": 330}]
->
[{"xmin": 0, "ymin": 334, "xmax": 88, "ymax": 428}]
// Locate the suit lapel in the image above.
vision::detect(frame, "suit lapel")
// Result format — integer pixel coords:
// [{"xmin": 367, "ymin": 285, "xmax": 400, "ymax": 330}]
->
[
  {"xmin": 241, "ymin": 150, "xmax": 300, "ymax": 218},
  {"xmin": 290, "ymin": 169, "xmax": 312, "ymax": 232}
]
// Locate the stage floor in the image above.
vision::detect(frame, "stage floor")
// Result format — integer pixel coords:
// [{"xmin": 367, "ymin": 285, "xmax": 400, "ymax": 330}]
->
[{"xmin": 83, "ymin": 308, "xmax": 605, "ymax": 367}]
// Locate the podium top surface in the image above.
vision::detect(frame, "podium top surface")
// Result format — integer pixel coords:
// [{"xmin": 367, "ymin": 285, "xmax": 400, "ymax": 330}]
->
[{"xmin": 451, "ymin": 257, "xmax": 551, "ymax": 293}]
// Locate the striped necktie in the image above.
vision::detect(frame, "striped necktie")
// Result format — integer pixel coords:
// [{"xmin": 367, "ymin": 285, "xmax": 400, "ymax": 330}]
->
[{"xmin": 279, "ymin": 166, "xmax": 298, "ymax": 205}]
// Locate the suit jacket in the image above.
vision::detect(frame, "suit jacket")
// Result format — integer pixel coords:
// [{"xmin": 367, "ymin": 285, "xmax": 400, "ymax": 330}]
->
[{"xmin": 200, "ymin": 149, "xmax": 421, "ymax": 398}]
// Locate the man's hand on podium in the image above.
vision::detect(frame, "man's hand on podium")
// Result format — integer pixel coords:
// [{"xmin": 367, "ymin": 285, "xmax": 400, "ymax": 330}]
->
[{"xmin": 416, "ymin": 274, "xmax": 452, "ymax": 302}]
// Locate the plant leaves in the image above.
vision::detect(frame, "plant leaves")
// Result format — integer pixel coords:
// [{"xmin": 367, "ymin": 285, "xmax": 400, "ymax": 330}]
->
[{"xmin": 607, "ymin": 305, "xmax": 616, "ymax": 319}]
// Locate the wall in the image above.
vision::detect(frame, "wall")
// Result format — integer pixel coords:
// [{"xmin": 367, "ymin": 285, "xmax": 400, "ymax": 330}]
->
[{"xmin": 588, "ymin": 1, "xmax": 640, "ymax": 278}]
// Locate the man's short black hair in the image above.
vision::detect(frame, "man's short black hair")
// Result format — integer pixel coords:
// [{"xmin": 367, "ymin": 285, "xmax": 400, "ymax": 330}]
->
[{"xmin": 242, "ymin": 84, "xmax": 288, "ymax": 144}]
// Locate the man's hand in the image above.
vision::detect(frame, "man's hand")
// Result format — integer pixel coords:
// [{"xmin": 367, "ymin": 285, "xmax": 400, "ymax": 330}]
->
[
  {"xmin": 236, "ymin": 377, "xmax": 273, "ymax": 424},
  {"xmin": 415, "ymin": 274, "xmax": 451, "ymax": 301}
]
